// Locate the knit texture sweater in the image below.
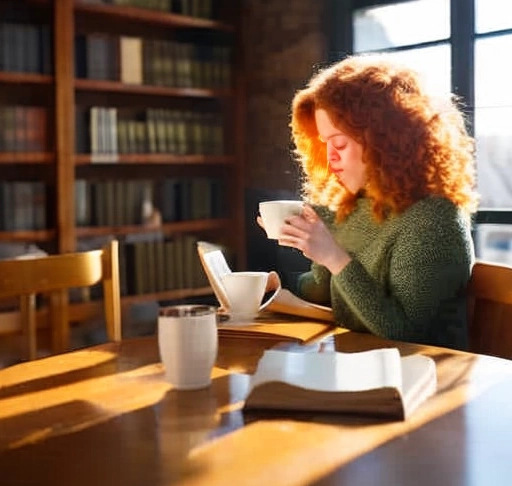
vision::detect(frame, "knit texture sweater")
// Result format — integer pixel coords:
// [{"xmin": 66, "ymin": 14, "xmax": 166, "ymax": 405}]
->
[{"xmin": 297, "ymin": 196, "xmax": 474, "ymax": 350}]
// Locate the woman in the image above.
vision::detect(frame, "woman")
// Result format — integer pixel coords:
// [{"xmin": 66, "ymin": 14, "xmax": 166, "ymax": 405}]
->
[{"xmin": 270, "ymin": 54, "xmax": 479, "ymax": 350}]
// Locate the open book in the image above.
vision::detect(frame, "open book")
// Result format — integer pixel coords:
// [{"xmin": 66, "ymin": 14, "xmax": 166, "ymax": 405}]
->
[
  {"xmin": 197, "ymin": 241, "xmax": 334, "ymax": 323},
  {"xmin": 243, "ymin": 348, "xmax": 437, "ymax": 420}
]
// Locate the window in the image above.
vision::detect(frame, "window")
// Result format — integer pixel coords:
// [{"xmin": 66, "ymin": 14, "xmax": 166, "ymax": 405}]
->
[
  {"xmin": 475, "ymin": 0, "xmax": 512, "ymax": 34},
  {"xmin": 474, "ymin": 34, "xmax": 512, "ymax": 208},
  {"xmin": 354, "ymin": 0, "xmax": 449, "ymax": 51},
  {"xmin": 331, "ymin": 0, "xmax": 512, "ymax": 262},
  {"xmin": 353, "ymin": 0, "xmax": 451, "ymax": 95}
]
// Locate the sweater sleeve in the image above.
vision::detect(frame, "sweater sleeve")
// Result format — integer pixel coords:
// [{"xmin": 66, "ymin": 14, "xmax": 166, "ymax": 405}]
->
[
  {"xmin": 296, "ymin": 205, "xmax": 335, "ymax": 306},
  {"xmin": 330, "ymin": 206, "xmax": 473, "ymax": 343},
  {"xmin": 297, "ymin": 263, "xmax": 332, "ymax": 306}
]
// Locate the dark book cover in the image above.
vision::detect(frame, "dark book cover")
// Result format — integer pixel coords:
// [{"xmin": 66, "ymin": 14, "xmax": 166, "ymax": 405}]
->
[
  {"xmin": 74, "ymin": 34, "xmax": 88, "ymax": 78},
  {"xmin": 24, "ymin": 23, "xmax": 40, "ymax": 73},
  {"xmin": 39, "ymin": 24, "xmax": 52, "ymax": 74},
  {"xmin": 24, "ymin": 106, "xmax": 47, "ymax": 152}
]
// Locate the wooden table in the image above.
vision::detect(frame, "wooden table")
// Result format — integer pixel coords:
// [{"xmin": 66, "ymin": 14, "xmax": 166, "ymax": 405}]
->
[{"xmin": 1, "ymin": 327, "xmax": 512, "ymax": 486}]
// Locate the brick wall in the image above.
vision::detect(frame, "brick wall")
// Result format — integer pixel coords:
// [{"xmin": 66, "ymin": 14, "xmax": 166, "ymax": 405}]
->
[{"xmin": 240, "ymin": 0, "xmax": 328, "ymax": 192}]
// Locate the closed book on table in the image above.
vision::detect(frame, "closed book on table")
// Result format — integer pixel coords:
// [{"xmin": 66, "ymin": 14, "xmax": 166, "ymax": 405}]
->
[{"xmin": 244, "ymin": 348, "xmax": 437, "ymax": 420}]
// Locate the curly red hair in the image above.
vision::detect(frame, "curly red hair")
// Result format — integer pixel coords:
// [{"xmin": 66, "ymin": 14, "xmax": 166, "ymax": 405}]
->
[{"xmin": 291, "ymin": 54, "xmax": 479, "ymax": 222}]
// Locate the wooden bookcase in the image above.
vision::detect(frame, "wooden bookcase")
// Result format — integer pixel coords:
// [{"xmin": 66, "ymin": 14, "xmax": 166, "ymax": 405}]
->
[{"xmin": 0, "ymin": 0, "xmax": 245, "ymax": 331}]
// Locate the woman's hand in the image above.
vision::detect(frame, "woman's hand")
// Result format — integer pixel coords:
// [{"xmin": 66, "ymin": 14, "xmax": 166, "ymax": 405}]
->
[{"xmin": 278, "ymin": 205, "xmax": 352, "ymax": 275}]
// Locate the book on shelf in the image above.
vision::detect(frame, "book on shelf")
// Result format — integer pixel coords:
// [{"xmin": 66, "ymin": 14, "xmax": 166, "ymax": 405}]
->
[
  {"xmin": 86, "ymin": 106, "xmax": 225, "ymax": 157},
  {"xmin": 0, "ymin": 105, "xmax": 47, "ymax": 153},
  {"xmin": 75, "ymin": 179, "xmax": 90, "ymax": 227},
  {"xmin": 119, "ymin": 233, "xmax": 207, "ymax": 297},
  {"xmin": 0, "ymin": 21, "xmax": 51, "ymax": 75},
  {"xmin": 84, "ymin": 33, "xmax": 118, "ymax": 81},
  {"xmin": 197, "ymin": 240, "xmax": 334, "ymax": 322},
  {"xmin": 0, "ymin": 181, "xmax": 46, "ymax": 231},
  {"xmin": 75, "ymin": 176, "xmax": 222, "ymax": 228},
  {"xmin": 89, "ymin": 106, "xmax": 118, "ymax": 163},
  {"xmin": 243, "ymin": 347, "xmax": 437, "ymax": 420},
  {"xmin": 120, "ymin": 36, "xmax": 143, "ymax": 84}
]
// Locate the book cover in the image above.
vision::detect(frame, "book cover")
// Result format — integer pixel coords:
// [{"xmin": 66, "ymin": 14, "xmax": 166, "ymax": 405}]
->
[
  {"xmin": 32, "ymin": 181, "xmax": 46, "ymax": 230},
  {"xmin": 244, "ymin": 348, "xmax": 437, "ymax": 420},
  {"xmin": 75, "ymin": 179, "xmax": 90, "ymax": 227},
  {"xmin": 163, "ymin": 239, "xmax": 177, "ymax": 290},
  {"xmin": 120, "ymin": 36, "xmax": 143, "ymax": 84},
  {"xmin": 154, "ymin": 238, "xmax": 166, "ymax": 292},
  {"xmin": 12, "ymin": 181, "xmax": 34, "ymax": 230},
  {"xmin": 86, "ymin": 34, "xmax": 117, "ymax": 81},
  {"xmin": 173, "ymin": 236, "xmax": 185, "ymax": 289},
  {"xmin": 24, "ymin": 106, "xmax": 47, "ymax": 152},
  {"xmin": 39, "ymin": 24, "xmax": 52, "ymax": 75}
]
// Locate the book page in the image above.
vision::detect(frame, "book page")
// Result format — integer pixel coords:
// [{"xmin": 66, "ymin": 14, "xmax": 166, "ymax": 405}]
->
[
  {"xmin": 248, "ymin": 348, "xmax": 403, "ymax": 393},
  {"xmin": 400, "ymin": 354, "xmax": 437, "ymax": 417},
  {"xmin": 217, "ymin": 320, "xmax": 335, "ymax": 345},
  {"xmin": 197, "ymin": 243, "xmax": 232, "ymax": 310},
  {"xmin": 262, "ymin": 288, "xmax": 333, "ymax": 322}
]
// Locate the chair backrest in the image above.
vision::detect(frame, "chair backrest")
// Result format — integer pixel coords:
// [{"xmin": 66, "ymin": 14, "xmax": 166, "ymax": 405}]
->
[
  {"xmin": 0, "ymin": 240, "xmax": 121, "ymax": 361},
  {"xmin": 466, "ymin": 260, "xmax": 512, "ymax": 359}
]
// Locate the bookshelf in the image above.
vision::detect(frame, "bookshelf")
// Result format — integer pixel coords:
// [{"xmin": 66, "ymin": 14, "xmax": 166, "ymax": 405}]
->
[{"xmin": 0, "ymin": 0, "xmax": 245, "ymax": 333}]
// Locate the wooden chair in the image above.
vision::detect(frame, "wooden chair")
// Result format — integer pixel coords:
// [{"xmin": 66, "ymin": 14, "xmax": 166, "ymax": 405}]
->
[
  {"xmin": 467, "ymin": 260, "xmax": 512, "ymax": 360},
  {"xmin": 0, "ymin": 240, "xmax": 121, "ymax": 361}
]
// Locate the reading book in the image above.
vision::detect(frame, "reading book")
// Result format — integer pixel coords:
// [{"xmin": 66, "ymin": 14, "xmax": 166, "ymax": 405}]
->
[
  {"xmin": 243, "ymin": 347, "xmax": 437, "ymax": 420},
  {"xmin": 197, "ymin": 241, "xmax": 334, "ymax": 323},
  {"xmin": 215, "ymin": 314, "xmax": 337, "ymax": 345}
]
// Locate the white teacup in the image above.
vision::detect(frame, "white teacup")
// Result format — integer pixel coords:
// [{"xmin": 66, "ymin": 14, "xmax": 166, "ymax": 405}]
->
[
  {"xmin": 221, "ymin": 271, "xmax": 268, "ymax": 323},
  {"xmin": 158, "ymin": 305, "xmax": 218, "ymax": 390},
  {"xmin": 259, "ymin": 200, "xmax": 304, "ymax": 239}
]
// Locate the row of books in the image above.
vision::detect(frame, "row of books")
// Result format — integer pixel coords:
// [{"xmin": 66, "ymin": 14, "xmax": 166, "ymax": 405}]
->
[
  {"xmin": 119, "ymin": 234, "xmax": 210, "ymax": 296},
  {"xmin": 80, "ymin": 0, "xmax": 215, "ymax": 20},
  {"xmin": 0, "ymin": 22, "xmax": 52, "ymax": 75},
  {"xmin": 0, "ymin": 106, "xmax": 47, "ymax": 152},
  {"xmin": 75, "ymin": 33, "xmax": 231, "ymax": 89},
  {"xmin": 75, "ymin": 107, "xmax": 225, "ymax": 160},
  {"xmin": 0, "ymin": 176, "xmax": 224, "ymax": 233},
  {"xmin": 0, "ymin": 181, "xmax": 46, "ymax": 231},
  {"xmin": 75, "ymin": 177, "xmax": 225, "ymax": 227}
]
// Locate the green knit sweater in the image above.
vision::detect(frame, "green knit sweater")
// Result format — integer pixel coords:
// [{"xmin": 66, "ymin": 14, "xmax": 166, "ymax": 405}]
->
[{"xmin": 297, "ymin": 196, "xmax": 474, "ymax": 350}]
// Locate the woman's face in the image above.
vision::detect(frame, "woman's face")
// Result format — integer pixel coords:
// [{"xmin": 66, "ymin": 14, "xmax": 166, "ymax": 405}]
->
[{"xmin": 315, "ymin": 109, "xmax": 367, "ymax": 194}]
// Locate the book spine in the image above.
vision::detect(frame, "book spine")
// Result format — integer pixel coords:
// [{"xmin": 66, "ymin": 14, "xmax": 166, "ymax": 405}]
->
[
  {"xmin": 120, "ymin": 36, "xmax": 143, "ymax": 84},
  {"xmin": 75, "ymin": 179, "xmax": 90, "ymax": 227},
  {"xmin": 164, "ymin": 239, "xmax": 176, "ymax": 290}
]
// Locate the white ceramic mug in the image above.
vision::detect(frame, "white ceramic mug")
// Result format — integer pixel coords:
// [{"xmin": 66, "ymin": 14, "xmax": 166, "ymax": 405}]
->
[
  {"xmin": 158, "ymin": 305, "xmax": 218, "ymax": 390},
  {"xmin": 221, "ymin": 271, "xmax": 268, "ymax": 323},
  {"xmin": 259, "ymin": 200, "xmax": 304, "ymax": 239}
]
